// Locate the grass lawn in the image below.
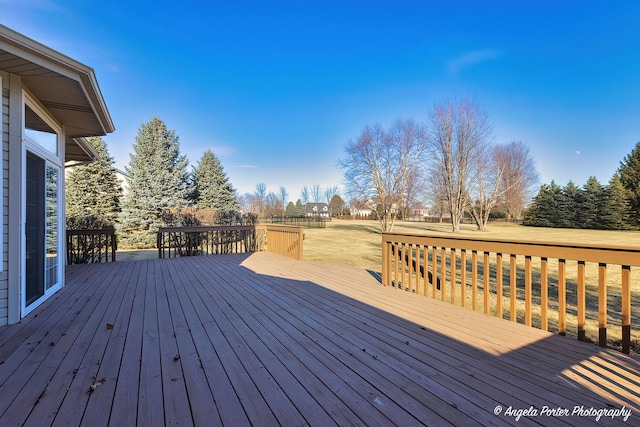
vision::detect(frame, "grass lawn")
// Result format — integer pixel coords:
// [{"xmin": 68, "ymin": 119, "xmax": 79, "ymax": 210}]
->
[{"xmin": 303, "ymin": 219, "xmax": 640, "ymax": 353}]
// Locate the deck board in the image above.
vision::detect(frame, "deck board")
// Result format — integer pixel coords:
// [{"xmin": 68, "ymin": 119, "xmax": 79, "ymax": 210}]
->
[{"xmin": 0, "ymin": 252, "xmax": 638, "ymax": 426}]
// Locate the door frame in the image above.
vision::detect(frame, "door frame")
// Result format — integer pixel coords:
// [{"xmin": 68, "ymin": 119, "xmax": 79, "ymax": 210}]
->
[{"xmin": 21, "ymin": 91, "xmax": 65, "ymax": 317}]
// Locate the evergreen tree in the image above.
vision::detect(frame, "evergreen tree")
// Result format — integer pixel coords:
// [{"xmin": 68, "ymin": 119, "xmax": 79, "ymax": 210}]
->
[
  {"xmin": 601, "ymin": 173, "xmax": 633, "ymax": 230},
  {"xmin": 618, "ymin": 141, "xmax": 640, "ymax": 226},
  {"xmin": 578, "ymin": 176, "xmax": 604, "ymax": 229},
  {"xmin": 294, "ymin": 199, "xmax": 305, "ymax": 216},
  {"xmin": 559, "ymin": 181, "xmax": 580, "ymax": 228},
  {"xmin": 285, "ymin": 201, "xmax": 296, "ymax": 216},
  {"xmin": 120, "ymin": 117, "xmax": 191, "ymax": 248},
  {"xmin": 66, "ymin": 136, "xmax": 121, "ymax": 228},
  {"xmin": 192, "ymin": 149, "xmax": 238, "ymax": 212}
]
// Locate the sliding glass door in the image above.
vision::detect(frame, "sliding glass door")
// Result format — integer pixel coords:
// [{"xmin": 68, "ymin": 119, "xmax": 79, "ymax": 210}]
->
[{"xmin": 22, "ymin": 97, "xmax": 63, "ymax": 314}]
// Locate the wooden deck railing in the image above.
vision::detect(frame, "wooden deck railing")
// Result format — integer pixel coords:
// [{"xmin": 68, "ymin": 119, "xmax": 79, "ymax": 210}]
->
[
  {"xmin": 66, "ymin": 228, "xmax": 117, "ymax": 264},
  {"xmin": 382, "ymin": 232, "xmax": 640, "ymax": 354},
  {"xmin": 157, "ymin": 225, "xmax": 303, "ymax": 260}
]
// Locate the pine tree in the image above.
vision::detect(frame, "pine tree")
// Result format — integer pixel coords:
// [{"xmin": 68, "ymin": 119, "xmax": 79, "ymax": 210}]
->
[
  {"xmin": 120, "ymin": 117, "xmax": 191, "ymax": 248},
  {"xmin": 192, "ymin": 149, "xmax": 238, "ymax": 212},
  {"xmin": 618, "ymin": 141, "xmax": 640, "ymax": 226},
  {"xmin": 285, "ymin": 201, "xmax": 296, "ymax": 216},
  {"xmin": 601, "ymin": 173, "xmax": 633, "ymax": 230},
  {"xmin": 66, "ymin": 136, "xmax": 121, "ymax": 228},
  {"xmin": 578, "ymin": 176, "xmax": 604, "ymax": 229},
  {"xmin": 294, "ymin": 199, "xmax": 305, "ymax": 216},
  {"xmin": 559, "ymin": 181, "xmax": 580, "ymax": 228}
]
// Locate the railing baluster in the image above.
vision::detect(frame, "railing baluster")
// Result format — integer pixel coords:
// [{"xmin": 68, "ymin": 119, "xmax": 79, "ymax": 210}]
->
[
  {"xmin": 472, "ymin": 250, "xmax": 478, "ymax": 311},
  {"xmin": 496, "ymin": 253, "xmax": 503, "ymax": 319},
  {"xmin": 622, "ymin": 265, "xmax": 631, "ymax": 354},
  {"xmin": 577, "ymin": 260, "xmax": 586, "ymax": 341},
  {"xmin": 510, "ymin": 254, "xmax": 517, "ymax": 322},
  {"xmin": 441, "ymin": 247, "xmax": 447, "ymax": 302},
  {"xmin": 401, "ymin": 243, "xmax": 406, "ymax": 291},
  {"xmin": 432, "ymin": 246, "xmax": 437, "ymax": 298},
  {"xmin": 460, "ymin": 249, "xmax": 467, "ymax": 308},
  {"xmin": 394, "ymin": 242, "xmax": 400, "ymax": 289},
  {"xmin": 525, "ymin": 255, "xmax": 532, "ymax": 326},
  {"xmin": 450, "ymin": 248, "xmax": 456, "ymax": 304},
  {"xmin": 541, "ymin": 257, "xmax": 548, "ymax": 331},
  {"xmin": 422, "ymin": 245, "xmax": 428, "ymax": 296},
  {"xmin": 558, "ymin": 259, "xmax": 567, "ymax": 335},
  {"xmin": 598, "ymin": 263, "xmax": 607, "ymax": 347},
  {"xmin": 483, "ymin": 251, "xmax": 490, "ymax": 315}
]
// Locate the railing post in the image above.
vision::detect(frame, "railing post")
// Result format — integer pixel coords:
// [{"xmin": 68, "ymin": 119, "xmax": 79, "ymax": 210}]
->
[{"xmin": 622, "ymin": 266, "xmax": 631, "ymax": 354}]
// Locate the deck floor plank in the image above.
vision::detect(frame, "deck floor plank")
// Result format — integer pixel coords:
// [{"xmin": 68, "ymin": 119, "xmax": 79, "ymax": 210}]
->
[
  {"xmin": 259, "ymin": 258, "xmax": 615, "ymax": 419},
  {"xmin": 0, "ymin": 262, "xmax": 118, "ymax": 424},
  {"xmin": 80, "ymin": 260, "xmax": 142, "ymax": 427},
  {"xmin": 32, "ymin": 261, "xmax": 137, "ymax": 427},
  {"xmin": 0, "ymin": 252, "xmax": 638, "ymax": 426},
  {"xmin": 203, "ymin": 256, "xmax": 468, "ymax": 426}
]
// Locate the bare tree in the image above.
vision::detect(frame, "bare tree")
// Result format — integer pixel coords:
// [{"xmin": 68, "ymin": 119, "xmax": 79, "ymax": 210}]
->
[
  {"xmin": 255, "ymin": 182, "xmax": 267, "ymax": 216},
  {"xmin": 279, "ymin": 186, "xmax": 288, "ymax": 217},
  {"xmin": 311, "ymin": 184, "xmax": 322, "ymax": 203},
  {"xmin": 324, "ymin": 185, "xmax": 339, "ymax": 216},
  {"xmin": 339, "ymin": 119, "xmax": 428, "ymax": 232},
  {"xmin": 495, "ymin": 141, "xmax": 540, "ymax": 221},
  {"xmin": 263, "ymin": 191, "xmax": 281, "ymax": 217},
  {"xmin": 427, "ymin": 99, "xmax": 493, "ymax": 232},
  {"xmin": 467, "ymin": 143, "xmax": 503, "ymax": 230},
  {"xmin": 427, "ymin": 174, "xmax": 448, "ymax": 222},
  {"xmin": 300, "ymin": 186, "xmax": 310, "ymax": 205}
]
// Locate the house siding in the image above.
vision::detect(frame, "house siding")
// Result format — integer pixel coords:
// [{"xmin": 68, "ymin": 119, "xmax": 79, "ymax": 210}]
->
[{"xmin": 1, "ymin": 77, "xmax": 9, "ymax": 325}]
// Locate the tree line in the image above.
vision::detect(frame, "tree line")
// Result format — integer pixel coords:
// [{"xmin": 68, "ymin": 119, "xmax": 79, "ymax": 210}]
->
[
  {"xmin": 524, "ymin": 142, "xmax": 640, "ymax": 230},
  {"xmin": 237, "ymin": 183, "xmax": 345, "ymax": 218},
  {"xmin": 339, "ymin": 98, "xmax": 539, "ymax": 232}
]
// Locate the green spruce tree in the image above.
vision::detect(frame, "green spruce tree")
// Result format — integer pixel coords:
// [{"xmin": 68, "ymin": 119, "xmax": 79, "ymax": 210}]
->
[
  {"xmin": 120, "ymin": 117, "xmax": 191, "ymax": 248},
  {"xmin": 578, "ymin": 176, "xmax": 604, "ymax": 229},
  {"xmin": 285, "ymin": 201, "xmax": 296, "ymax": 216},
  {"xmin": 618, "ymin": 141, "xmax": 640, "ymax": 226},
  {"xmin": 601, "ymin": 173, "xmax": 633, "ymax": 230},
  {"xmin": 294, "ymin": 199, "xmax": 305, "ymax": 216},
  {"xmin": 558, "ymin": 181, "xmax": 580, "ymax": 228},
  {"xmin": 192, "ymin": 149, "xmax": 238, "ymax": 213},
  {"xmin": 66, "ymin": 136, "xmax": 122, "ymax": 228}
]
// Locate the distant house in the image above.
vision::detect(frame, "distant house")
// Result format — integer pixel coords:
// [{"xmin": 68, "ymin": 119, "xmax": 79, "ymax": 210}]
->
[
  {"xmin": 305, "ymin": 203, "xmax": 329, "ymax": 217},
  {"xmin": 1, "ymin": 24, "xmax": 114, "ymax": 325},
  {"xmin": 413, "ymin": 206, "xmax": 431, "ymax": 218},
  {"xmin": 114, "ymin": 167, "xmax": 129, "ymax": 195},
  {"xmin": 349, "ymin": 207, "xmax": 373, "ymax": 217}
]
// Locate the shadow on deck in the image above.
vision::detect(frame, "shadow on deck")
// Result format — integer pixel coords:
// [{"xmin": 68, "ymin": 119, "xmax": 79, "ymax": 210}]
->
[{"xmin": 0, "ymin": 252, "xmax": 638, "ymax": 426}]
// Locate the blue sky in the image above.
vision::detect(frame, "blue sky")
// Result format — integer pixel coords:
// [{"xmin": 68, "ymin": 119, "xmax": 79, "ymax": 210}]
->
[{"xmin": 4, "ymin": 1, "xmax": 640, "ymax": 201}]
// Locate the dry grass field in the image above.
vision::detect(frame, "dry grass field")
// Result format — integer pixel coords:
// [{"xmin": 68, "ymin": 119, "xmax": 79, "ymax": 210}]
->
[{"xmin": 304, "ymin": 219, "xmax": 640, "ymax": 353}]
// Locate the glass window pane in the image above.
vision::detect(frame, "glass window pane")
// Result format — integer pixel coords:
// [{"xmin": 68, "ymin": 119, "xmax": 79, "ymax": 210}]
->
[
  {"xmin": 45, "ymin": 165, "xmax": 58, "ymax": 290},
  {"xmin": 25, "ymin": 105, "xmax": 58, "ymax": 156}
]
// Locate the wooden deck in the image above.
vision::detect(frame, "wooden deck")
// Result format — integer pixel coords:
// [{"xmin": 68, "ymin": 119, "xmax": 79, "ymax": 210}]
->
[{"xmin": 0, "ymin": 252, "xmax": 638, "ymax": 426}]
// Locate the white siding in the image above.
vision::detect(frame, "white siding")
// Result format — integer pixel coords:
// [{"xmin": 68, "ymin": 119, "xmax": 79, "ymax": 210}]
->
[{"xmin": 0, "ymin": 76, "xmax": 8, "ymax": 325}]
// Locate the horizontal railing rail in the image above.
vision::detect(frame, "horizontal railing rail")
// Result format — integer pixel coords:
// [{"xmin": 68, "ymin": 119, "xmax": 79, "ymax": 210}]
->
[
  {"xmin": 157, "ymin": 225, "xmax": 303, "ymax": 260},
  {"xmin": 382, "ymin": 232, "xmax": 640, "ymax": 354},
  {"xmin": 66, "ymin": 228, "xmax": 117, "ymax": 264}
]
